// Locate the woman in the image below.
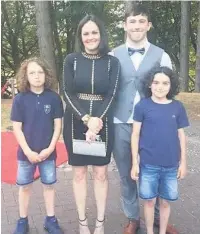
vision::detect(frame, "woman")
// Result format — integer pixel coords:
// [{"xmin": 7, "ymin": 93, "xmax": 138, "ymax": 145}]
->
[{"xmin": 62, "ymin": 15, "xmax": 120, "ymax": 234}]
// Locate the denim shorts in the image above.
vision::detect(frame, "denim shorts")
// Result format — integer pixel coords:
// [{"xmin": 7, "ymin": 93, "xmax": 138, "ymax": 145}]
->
[
  {"xmin": 16, "ymin": 159, "xmax": 57, "ymax": 186},
  {"xmin": 139, "ymin": 164, "xmax": 178, "ymax": 201}
]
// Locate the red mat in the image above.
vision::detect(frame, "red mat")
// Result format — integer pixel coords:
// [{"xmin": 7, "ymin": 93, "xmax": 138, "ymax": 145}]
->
[{"xmin": 1, "ymin": 132, "xmax": 68, "ymax": 184}]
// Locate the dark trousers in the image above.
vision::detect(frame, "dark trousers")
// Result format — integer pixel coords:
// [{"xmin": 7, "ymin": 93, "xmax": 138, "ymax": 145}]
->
[{"xmin": 113, "ymin": 123, "xmax": 159, "ymax": 220}]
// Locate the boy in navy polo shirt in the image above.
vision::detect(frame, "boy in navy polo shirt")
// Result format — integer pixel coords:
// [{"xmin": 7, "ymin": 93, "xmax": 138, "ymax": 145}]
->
[
  {"xmin": 11, "ymin": 57, "xmax": 64, "ymax": 234},
  {"xmin": 131, "ymin": 67, "xmax": 189, "ymax": 234}
]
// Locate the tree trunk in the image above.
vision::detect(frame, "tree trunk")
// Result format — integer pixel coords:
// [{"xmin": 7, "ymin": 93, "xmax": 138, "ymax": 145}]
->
[
  {"xmin": 195, "ymin": 3, "xmax": 200, "ymax": 92},
  {"xmin": 180, "ymin": 1, "xmax": 190, "ymax": 92},
  {"xmin": 35, "ymin": 1, "xmax": 57, "ymax": 90},
  {"xmin": 49, "ymin": 1, "xmax": 63, "ymax": 94},
  {"xmin": 124, "ymin": 0, "xmax": 133, "ymax": 42}
]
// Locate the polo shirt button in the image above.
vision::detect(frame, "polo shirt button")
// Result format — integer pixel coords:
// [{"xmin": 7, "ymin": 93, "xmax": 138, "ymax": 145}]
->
[
  {"xmin": 37, "ymin": 95, "xmax": 39, "ymax": 97},
  {"xmin": 38, "ymin": 102, "xmax": 40, "ymax": 104}
]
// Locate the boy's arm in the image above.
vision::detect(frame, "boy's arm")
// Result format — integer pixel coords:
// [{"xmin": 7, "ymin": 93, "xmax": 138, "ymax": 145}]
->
[
  {"xmin": 177, "ymin": 128, "xmax": 187, "ymax": 179},
  {"xmin": 48, "ymin": 118, "xmax": 62, "ymax": 152},
  {"xmin": 39, "ymin": 118, "xmax": 62, "ymax": 160},
  {"xmin": 12, "ymin": 121, "xmax": 41, "ymax": 163},
  {"xmin": 131, "ymin": 121, "xmax": 142, "ymax": 165},
  {"xmin": 131, "ymin": 121, "xmax": 142, "ymax": 180}
]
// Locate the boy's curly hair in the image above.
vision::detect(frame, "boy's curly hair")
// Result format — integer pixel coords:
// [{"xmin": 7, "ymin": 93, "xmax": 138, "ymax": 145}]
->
[
  {"xmin": 15, "ymin": 57, "xmax": 57, "ymax": 92},
  {"xmin": 143, "ymin": 66, "xmax": 180, "ymax": 99}
]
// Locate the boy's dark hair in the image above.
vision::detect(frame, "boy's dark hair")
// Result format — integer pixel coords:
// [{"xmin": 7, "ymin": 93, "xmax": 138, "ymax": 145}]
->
[
  {"xmin": 75, "ymin": 14, "xmax": 110, "ymax": 56},
  {"xmin": 143, "ymin": 66, "xmax": 180, "ymax": 99},
  {"xmin": 15, "ymin": 57, "xmax": 56, "ymax": 92},
  {"xmin": 125, "ymin": 3, "xmax": 151, "ymax": 22}
]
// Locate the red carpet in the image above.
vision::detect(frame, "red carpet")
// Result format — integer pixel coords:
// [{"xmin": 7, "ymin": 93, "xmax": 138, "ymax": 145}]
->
[{"xmin": 1, "ymin": 132, "xmax": 68, "ymax": 184}]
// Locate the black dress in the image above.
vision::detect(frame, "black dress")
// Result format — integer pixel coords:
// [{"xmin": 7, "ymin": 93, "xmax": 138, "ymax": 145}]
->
[{"xmin": 63, "ymin": 52, "xmax": 120, "ymax": 166}]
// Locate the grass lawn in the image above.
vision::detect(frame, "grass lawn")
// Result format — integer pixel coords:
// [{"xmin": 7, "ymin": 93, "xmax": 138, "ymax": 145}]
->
[
  {"xmin": 1, "ymin": 92, "xmax": 200, "ymax": 132},
  {"xmin": 176, "ymin": 93, "xmax": 200, "ymax": 121},
  {"xmin": 1, "ymin": 101, "xmax": 12, "ymax": 132}
]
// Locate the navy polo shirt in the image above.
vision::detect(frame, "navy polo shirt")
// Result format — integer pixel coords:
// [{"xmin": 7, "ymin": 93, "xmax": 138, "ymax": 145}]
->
[
  {"xmin": 11, "ymin": 89, "xmax": 64, "ymax": 161},
  {"xmin": 133, "ymin": 98, "xmax": 189, "ymax": 167}
]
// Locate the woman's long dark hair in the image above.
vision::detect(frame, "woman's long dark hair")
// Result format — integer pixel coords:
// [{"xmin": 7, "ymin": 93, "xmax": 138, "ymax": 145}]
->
[
  {"xmin": 75, "ymin": 14, "xmax": 110, "ymax": 56},
  {"xmin": 143, "ymin": 66, "xmax": 180, "ymax": 99}
]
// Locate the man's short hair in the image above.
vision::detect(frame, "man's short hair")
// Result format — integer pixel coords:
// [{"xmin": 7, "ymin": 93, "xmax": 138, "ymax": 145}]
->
[{"xmin": 125, "ymin": 3, "xmax": 151, "ymax": 22}]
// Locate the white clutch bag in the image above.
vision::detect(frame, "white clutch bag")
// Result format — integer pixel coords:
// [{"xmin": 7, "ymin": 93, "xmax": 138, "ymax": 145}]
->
[{"xmin": 73, "ymin": 138, "xmax": 106, "ymax": 157}]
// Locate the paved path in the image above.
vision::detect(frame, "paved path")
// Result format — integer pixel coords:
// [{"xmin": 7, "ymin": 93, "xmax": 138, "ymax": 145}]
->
[{"xmin": 2, "ymin": 121, "xmax": 200, "ymax": 234}]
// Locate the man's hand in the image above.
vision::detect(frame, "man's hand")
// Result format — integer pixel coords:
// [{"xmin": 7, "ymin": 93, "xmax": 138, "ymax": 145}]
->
[
  {"xmin": 177, "ymin": 161, "xmax": 187, "ymax": 179},
  {"xmin": 131, "ymin": 164, "xmax": 140, "ymax": 181},
  {"xmin": 87, "ymin": 117, "xmax": 103, "ymax": 134},
  {"xmin": 39, "ymin": 148, "xmax": 54, "ymax": 161},
  {"xmin": 25, "ymin": 150, "xmax": 41, "ymax": 164}
]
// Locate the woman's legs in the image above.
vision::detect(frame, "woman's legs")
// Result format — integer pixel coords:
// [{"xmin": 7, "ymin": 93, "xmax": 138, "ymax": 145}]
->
[
  {"xmin": 73, "ymin": 166, "xmax": 90, "ymax": 234},
  {"xmin": 93, "ymin": 165, "xmax": 108, "ymax": 234}
]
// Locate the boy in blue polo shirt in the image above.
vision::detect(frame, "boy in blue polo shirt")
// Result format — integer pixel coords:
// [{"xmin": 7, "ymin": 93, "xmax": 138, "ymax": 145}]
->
[
  {"xmin": 131, "ymin": 66, "xmax": 189, "ymax": 234},
  {"xmin": 11, "ymin": 57, "xmax": 64, "ymax": 234}
]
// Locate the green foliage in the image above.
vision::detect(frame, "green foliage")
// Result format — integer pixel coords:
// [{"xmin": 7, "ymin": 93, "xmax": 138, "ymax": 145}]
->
[{"xmin": 1, "ymin": 1, "xmax": 38, "ymax": 84}]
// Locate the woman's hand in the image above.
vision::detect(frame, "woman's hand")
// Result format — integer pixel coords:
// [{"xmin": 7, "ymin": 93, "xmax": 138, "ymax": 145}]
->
[
  {"xmin": 87, "ymin": 117, "xmax": 103, "ymax": 134},
  {"xmin": 85, "ymin": 129, "xmax": 97, "ymax": 143}
]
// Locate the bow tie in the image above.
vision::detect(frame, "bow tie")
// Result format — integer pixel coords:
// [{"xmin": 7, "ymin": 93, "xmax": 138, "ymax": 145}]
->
[{"xmin": 128, "ymin": 47, "xmax": 145, "ymax": 56}]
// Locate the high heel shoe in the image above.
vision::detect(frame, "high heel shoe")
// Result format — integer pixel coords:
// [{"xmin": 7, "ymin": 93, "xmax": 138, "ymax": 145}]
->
[
  {"xmin": 79, "ymin": 217, "xmax": 91, "ymax": 234},
  {"xmin": 93, "ymin": 217, "xmax": 105, "ymax": 234}
]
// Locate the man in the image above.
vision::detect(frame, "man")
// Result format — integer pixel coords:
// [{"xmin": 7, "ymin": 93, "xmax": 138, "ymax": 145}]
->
[{"xmin": 112, "ymin": 3, "xmax": 178, "ymax": 234}]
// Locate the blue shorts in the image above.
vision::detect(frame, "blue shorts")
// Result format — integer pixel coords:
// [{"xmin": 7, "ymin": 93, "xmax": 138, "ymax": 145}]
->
[
  {"xmin": 139, "ymin": 164, "xmax": 178, "ymax": 201},
  {"xmin": 16, "ymin": 159, "xmax": 57, "ymax": 186}
]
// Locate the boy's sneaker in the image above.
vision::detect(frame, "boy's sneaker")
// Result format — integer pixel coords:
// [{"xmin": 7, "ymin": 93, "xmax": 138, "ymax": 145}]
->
[
  {"xmin": 13, "ymin": 218, "xmax": 29, "ymax": 234},
  {"xmin": 44, "ymin": 216, "xmax": 64, "ymax": 234}
]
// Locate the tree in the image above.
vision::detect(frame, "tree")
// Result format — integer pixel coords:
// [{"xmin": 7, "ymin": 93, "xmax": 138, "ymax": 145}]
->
[
  {"xmin": 180, "ymin": 1, "xmax": 190, "ymax": 92},
  {"xmin": 1, "ymin": 1, "xmax": 199, "ymax": 93},
  {"xmin": 35, "ymin": 1, "xmax": 57, "ymax": 88},
  {"xmin": 1, "ymin": 1, "xmax": 38, "ymax": 85},
  {"xmin": 195, "ymin": 2, "xmax": 200, "ymax": 92},
  {"xmin": 124, "ymin": 0, "xmax": 133, "ymax": 41}
]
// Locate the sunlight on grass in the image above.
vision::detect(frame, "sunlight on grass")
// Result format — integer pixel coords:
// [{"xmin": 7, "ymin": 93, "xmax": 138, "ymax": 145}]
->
[
  {"xmin": 176, "ymin": 93, "xmax": 200, "ymax": 120},
  {"xmin": 1, "ymin": 103, "xmax": 12, "ymax": 131}
]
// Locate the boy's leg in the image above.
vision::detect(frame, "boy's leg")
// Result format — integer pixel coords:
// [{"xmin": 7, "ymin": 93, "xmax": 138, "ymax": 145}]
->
[
  {"xmin": 39, "ymin": 159, "xmax": 63, "ymax": 234},
  {"xmin": 158, "ymin": 166, "xmax": 179, "ymax": 234},
  {"xmin": 13, "ymin": 160, "xmax": 35, "ymax": 234},
  {"xmin": 19, "ymin": 185, "xmax": 32, "ymax": 218},
  {"xmin": 139, "ymin": 164, "xmax": 160, "ymax": 234},
  {"xmin": 43, "ymin": 184, "xmax": 55, "ymax": 216},
  {"xmin": 159, "ymin": 199, "xmax": 170, "ymax": 234},
  {"xmin": 144, "ymin": 199, "xmax": 156, "ymax": 234},
  {"xmin": 16, "ymin": 160, "xmax": 35, "ymax": 217},
  {"xmin": 39, "ymin": 159, "xmax": 57, "ymax": 216}
]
